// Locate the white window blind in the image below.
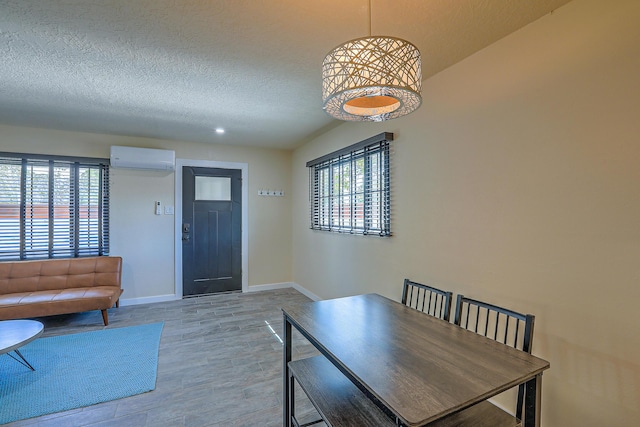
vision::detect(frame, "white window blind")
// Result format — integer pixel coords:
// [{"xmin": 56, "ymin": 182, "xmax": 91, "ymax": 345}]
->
[
  {"xmin": 0, "ymin": 153, "xmax": 110, "ymax": 260},
  {"xmin": 307, "ymin": 132, "xmax": 392, "ymax": 236}
]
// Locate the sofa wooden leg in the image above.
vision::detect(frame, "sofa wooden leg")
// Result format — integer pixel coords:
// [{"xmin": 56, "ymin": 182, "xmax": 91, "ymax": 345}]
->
[
  {"xmin": 101, "ymin": 309, "xmax": 109, "ymax": 326},
  {"xmin": 115, "ymin": 299, "xmax": 120, "ymax": 308}
]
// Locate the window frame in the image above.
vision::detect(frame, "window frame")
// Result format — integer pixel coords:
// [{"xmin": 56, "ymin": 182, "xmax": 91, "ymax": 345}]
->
[
  {"xmin": 0, "ymin": 151, "xmax": 110, "ymax": 261},
  {"xmin": 307, "ymin": 132, "xmax": 393, "ymax": 236}
]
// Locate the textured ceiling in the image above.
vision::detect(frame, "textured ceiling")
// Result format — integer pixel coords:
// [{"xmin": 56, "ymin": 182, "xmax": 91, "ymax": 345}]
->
[{"xmin": 0, "ymin": 0, "xmax": 573, "ymax": 149}]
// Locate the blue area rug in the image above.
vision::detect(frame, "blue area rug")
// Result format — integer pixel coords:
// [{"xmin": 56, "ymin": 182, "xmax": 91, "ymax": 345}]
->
[{"xmin": 0, "ymin": 322, "xmax": 163, "ymax": 424}]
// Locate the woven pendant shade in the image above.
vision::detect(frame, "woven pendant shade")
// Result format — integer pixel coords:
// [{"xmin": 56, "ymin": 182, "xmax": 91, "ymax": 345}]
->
[{"xmin": 322, "ymin": 36, "xmax": 422, "ymax": 122}]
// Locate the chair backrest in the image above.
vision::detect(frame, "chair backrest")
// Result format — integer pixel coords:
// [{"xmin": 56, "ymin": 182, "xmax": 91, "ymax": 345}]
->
[
  {"xmin": 401, "ymin": 279, "xmax": 453, "ymax": 321},
  {"xmin": 453, "ymin": 294, "xmax": 535, "ymax": 420}
]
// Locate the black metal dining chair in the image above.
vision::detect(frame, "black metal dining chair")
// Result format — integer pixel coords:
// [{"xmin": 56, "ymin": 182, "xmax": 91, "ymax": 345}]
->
[
  {"xmin": 401, "ymin": 279, "xmax": 453, "ymax": 321},
  {"xmin": 427, "ymin": 295, "xmax": 535, "ymax": 427}
]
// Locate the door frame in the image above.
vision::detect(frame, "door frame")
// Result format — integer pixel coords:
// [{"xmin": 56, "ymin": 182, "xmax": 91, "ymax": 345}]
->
[{"xmin": 174, "ymin": 158, "xmax": 248, "ymax": 297}]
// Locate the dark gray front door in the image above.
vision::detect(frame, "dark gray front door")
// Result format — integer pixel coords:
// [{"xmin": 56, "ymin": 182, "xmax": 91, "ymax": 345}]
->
[{"xmin": 182, "ymin": 166, "xmax": 241, "ymax": 296}]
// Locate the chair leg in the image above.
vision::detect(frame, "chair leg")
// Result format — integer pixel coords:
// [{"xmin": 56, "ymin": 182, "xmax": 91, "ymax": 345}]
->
[
  {"xmin": 115, "ymin": 299, "xmax": 120, "ymax": 308},
  {"xmin": 101, "ymin": 309, "xmax": 109, "ymax": 326}
]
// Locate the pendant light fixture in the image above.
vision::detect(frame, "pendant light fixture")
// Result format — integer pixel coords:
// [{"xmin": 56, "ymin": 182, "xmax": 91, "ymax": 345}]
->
[{"xmin": 322, "ymin": 0, "xmax": 422, "ymax": 122}]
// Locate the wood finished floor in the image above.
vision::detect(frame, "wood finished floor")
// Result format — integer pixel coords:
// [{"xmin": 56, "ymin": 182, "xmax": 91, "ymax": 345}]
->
[{"xmin": 4, "ymin": 288, "xmax": 325, "ymax": 427}]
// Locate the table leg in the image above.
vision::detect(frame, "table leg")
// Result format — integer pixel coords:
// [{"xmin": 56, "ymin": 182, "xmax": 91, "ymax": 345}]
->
[
  {"xmin": 523, "ymin": 373, "xmax": 542, "ymax": 427},
  {"xmin": 8, "ymin": 349, "xmax": 36, "ymax": 371},
  {"xmin": 283, "ymin": 315, "xmax": 292, "ymax": 427}
]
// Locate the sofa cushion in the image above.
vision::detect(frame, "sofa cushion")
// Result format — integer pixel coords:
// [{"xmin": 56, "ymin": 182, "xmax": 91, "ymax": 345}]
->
[
  {"xmin": 0, "ymin": 257, "xmax": 122, "ymax": 293},
  {"xmin": 0, "ymin": 287, "xmax": 123, "ymax": 320}
]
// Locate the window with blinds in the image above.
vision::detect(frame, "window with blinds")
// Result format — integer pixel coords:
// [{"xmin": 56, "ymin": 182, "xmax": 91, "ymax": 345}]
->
[
  {"xmin": 0, "ymin": 153, "xmax": 110, "ymax": 260},
  {"xmin": 307, "ymin": 132, "xmax": 392, "ymax": 236}
]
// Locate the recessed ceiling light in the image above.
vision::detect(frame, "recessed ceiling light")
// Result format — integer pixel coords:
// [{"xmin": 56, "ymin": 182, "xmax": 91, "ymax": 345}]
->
[{"xmin": 215, "ymin": 128, "xmax": 225, "ymax": 134}]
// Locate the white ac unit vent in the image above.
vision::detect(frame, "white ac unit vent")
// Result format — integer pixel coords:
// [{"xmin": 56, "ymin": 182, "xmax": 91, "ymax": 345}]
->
[{"xmin": 110, "ymin": 146, "xmax": 176, "ymax": 171}]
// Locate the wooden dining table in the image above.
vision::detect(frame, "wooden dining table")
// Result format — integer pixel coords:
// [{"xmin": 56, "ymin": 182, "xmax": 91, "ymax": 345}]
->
[{"xmin": 282, "ymin": 293, "xmax": 550, "ymax": 427}]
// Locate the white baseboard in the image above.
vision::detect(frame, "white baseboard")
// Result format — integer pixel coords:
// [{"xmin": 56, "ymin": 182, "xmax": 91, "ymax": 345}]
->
[
  {"xmin": 246, "ymin": 281, "xmax": 322, "ymax": 301},
  {"xmin": 291, "ymin": 283, "xmax": 322, "ymax": 301},
  {"xmin": 246, "ymin": 282, "xmax": 294, "ymax": 292},
  {"xmin": 120, "ymin": 282, "xmax": 322, "ymax": 306},
  {"xmin": 119, "ymin": 294, "xmax": 180, "ymax": 306}
]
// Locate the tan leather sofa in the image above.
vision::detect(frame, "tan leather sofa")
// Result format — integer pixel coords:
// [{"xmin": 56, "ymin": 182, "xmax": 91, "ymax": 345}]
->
[{"xmin": 0, "ymin": 256, "xmax": 123, "ymax": 326}]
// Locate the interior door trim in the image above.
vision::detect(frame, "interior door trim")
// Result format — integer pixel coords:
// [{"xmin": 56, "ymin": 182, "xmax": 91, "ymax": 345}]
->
[{"xmin": 174, "ymin": 159, "xmax": 248, "ymax": 297}]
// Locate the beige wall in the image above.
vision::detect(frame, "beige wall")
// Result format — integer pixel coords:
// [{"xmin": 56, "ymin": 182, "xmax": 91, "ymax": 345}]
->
[
  {"xmin": 0, "ymin": 0, "xmax": 638, "ymax": 423},
  {"xmin": 292, "ymin": 0, "xmax": 640, "ymax": 425},
  {"xmin": 0, "ymin": 124, "xmax": 293, "ymax": 300}
]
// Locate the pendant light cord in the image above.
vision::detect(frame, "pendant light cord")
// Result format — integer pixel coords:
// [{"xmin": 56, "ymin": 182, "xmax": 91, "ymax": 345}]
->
[{"xmin": 368, "ymin": 0, "xmax": 372, "ymax": 36}]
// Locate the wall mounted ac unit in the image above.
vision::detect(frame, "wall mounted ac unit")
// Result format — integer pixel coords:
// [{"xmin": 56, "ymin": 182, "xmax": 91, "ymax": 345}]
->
[{"xmin": 110, "ymin": 146, "xmax": 176, "ymax": 171}]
